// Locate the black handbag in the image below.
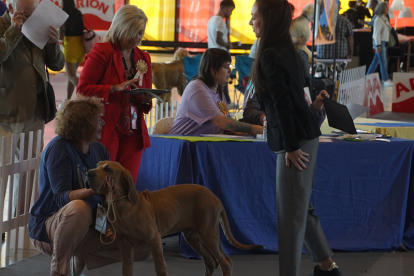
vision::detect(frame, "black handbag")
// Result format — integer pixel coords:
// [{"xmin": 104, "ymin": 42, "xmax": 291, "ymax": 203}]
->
[{"xmin": 45, "ymin": 69, "xmax": 57, "ymax": 124}]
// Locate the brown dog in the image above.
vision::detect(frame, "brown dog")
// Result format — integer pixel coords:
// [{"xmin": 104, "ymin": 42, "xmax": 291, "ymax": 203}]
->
[
  {"xmin": 86, "ymin": 161, "xmax": 263, "ymax": 276},
  {"xmin": 152, "ymin": 48, "xmax": 190, "ymax": 105}
]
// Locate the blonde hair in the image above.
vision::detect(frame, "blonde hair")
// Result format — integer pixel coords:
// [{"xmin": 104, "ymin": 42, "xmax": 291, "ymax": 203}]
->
[
  {"xmin": 55, "ymin": 96, "xmax": 105, "ymax": 143},
  {"xmin": 103, "ymin": 5, "xmax": 147, "ymax": 44}
]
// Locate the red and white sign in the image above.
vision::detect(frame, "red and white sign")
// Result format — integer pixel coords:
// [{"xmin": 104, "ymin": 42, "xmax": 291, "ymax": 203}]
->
[
  {"xmin": 76, "ymin": 0, "xmax": 114, "ymax": 30},
  {"xmin": 392, "ymin": 73, "xmax": 414, "ymax": 113},
  {"xmin": 363, "ymin": 73, "xmax": 384, "ymax": 117}
]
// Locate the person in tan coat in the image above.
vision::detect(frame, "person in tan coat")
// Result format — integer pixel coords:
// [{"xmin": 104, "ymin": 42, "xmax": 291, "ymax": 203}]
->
[{"xmin": 0, "ymin": 0, "xmax": 64, "ymax": 214}]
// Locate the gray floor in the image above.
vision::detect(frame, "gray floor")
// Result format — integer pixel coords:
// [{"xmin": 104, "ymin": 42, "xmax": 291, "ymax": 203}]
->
[{"xmin": 2, "ymin": 236, "xmax": 414, "ymax": 276}]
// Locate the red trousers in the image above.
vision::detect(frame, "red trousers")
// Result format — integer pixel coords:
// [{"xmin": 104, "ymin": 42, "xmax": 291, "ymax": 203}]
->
[{"xmin": 100, "ymin": 128, "xmax": 144, "ymax": 184}]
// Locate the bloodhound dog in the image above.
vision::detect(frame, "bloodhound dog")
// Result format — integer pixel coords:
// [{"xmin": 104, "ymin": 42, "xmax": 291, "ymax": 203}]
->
[{"xmin": 86, "ymin": 161, "xmax": 263, "ymax": 276}]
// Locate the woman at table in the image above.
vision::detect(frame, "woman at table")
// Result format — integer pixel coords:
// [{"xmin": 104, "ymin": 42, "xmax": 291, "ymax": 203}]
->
[
  {"xmin": 366, "ymin": 2, "xmax": 393, "ymax": 87},
  {"xmin": 249, "ymin": 1, "xmax": 342, "ymax": 276},
  {"xmin": 168, "ymin": 48, "xmax": 263, "ymax": 136},
  {"xmin": 29, "ymin": 97, "xmax": 150, "ymax": 276},
  {"xmin": 77, "ymin": 5, "xmax": 152, "ymax": 183}
]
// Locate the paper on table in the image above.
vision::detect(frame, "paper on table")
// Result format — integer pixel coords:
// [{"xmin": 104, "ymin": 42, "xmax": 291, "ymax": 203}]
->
[
  {"xmin": 319, "ymin": 137, "xmax": 332, "ymax": 142},
  {"xmin": 22, "ymin": 0, "xmax": 68, "ymax": 49},
  {"xmin": 346, "ymin": 103, "xmax": 370, "ymax": 120}
]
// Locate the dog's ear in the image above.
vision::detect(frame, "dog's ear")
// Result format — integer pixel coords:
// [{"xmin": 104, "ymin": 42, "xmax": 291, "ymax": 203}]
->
[{"xmin": 122, "ymin": 169, "xmax": 139, "ymax": 205}]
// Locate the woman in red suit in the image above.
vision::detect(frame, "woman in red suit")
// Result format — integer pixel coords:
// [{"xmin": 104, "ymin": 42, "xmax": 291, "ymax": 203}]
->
[{"xmin": 77, "ymin": 5, "xmax": 152, "ymax": 183}]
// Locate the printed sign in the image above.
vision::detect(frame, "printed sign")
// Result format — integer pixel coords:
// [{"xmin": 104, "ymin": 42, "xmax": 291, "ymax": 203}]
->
[
  {"xmin": 76, "ymin": 0, "xmax": 114, "ymax": 30},
  {"xmin": 363, "ymin": 73, "xmax": 384, "ymax": 117},
  {"xmin": 392, "ymin": 73, "xmax": 414, "ymax": 113}
]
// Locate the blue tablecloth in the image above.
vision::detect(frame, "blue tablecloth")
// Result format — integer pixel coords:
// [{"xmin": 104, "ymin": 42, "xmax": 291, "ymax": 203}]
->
[
  {"xmin": 136, "ymin": 137, "xmax": 414, "ymax": 257},
  {"xmin": 356, "ymin": 122, "xmax": 414, "ymax": 127}
]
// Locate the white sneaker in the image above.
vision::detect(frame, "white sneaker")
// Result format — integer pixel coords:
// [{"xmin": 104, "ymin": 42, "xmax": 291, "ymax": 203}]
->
[{"xmin": 384, "ymin": 80, "xmax": 393, "ymax": 87}]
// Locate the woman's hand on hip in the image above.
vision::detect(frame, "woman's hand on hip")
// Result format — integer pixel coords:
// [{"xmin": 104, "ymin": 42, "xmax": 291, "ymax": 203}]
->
[
  {"xmin": 285, "ymin": 149, "xmax": 310, "ymax": 172},
  {"xmin": 115, "ymin": 78, "xmax": 139, "ymax": 92},
  {"xmin": 376, "ymin": 46, "xmax": 381, "ymax": 54}
]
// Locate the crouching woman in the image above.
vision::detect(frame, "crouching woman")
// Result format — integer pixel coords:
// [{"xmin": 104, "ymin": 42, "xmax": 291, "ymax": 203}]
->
[{"xmin": 28, "ymin": 96, "xmax": 150, "ymax": 276}]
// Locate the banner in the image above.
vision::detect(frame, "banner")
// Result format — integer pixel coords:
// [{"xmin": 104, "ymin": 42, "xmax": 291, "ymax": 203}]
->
[
  {"xmin": 363, "ymin": 73, "xmax": 384, "ymax": 117},
  {"xmin": 314, "ymin": 0, "xmax": 338, "ymax": 45},
  {"xmin": 392, "ymin": 73, "xmax": 414, "ymax": 113},
  {"xmin": 75, "ymin": 0, "xmax": 114, "ymax": 30}
]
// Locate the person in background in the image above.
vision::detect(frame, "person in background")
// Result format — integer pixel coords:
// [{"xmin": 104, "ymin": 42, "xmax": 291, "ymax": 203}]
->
[
  {"xmin": 367, "ymin": 1, "xmax": 393, "ymax": 87},
  {"xmin": 168, "ymin": 48, "xmax": 263, "ymax": 136},
  {"xmin": 316, "ymin": 14, "xmax": 354, "ymax": 59},
  {"xmin": 77, "ymin": 5, "xmax": 153, "ymax": 183},
  {"xmin": 29, "ymin": 97, "xmax": 150, "ymax": 276},
  {"xmin": 60, "ymin": 0, "xmax": 84, "ymax": 103},
  {"xmin": 356, "ymin": 0, "xmax": 372, "ymax": 27},
  {"xmin": 207, "ymin": 0, "xmax": 239, "ymax": 109},
  {"xmin": 365, "ymin": 0, "xmax": 378, "ymax": 30},
  {"xmin": 345, "ymin": 1, "xmax": 359, "ymax": 28},
  {"xmin": 243, "ymin": 90, "xmax": 329, "ymax": 127},
  {"xmin": 1, "ymin": 0, "xmax": 64, "ymax": 216},
  {"xmin": 249, "ymin": 0, "xmax": 343, "ymax": 275},
  {"xmin": 0, "ymin": 1, "xmax": 7, "ymax": 15}
]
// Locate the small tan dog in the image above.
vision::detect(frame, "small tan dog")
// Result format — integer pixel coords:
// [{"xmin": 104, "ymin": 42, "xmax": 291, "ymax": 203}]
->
[
  {"xmin": 86, "ymin": 161, "xmax": 263, "ymax": 276},
  {"xmin": 152, "ymin": 48, "xmax": 190, "ymax": 104},
  {"xmin": 290, "ymin": 4, "xmax": 314, "ymax": 62}
]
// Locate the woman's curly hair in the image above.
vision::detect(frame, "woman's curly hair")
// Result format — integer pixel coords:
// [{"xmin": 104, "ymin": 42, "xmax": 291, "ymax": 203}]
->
[{"xmin": 55, "ymin": 96, "xmax": 105, "ymax": 143}]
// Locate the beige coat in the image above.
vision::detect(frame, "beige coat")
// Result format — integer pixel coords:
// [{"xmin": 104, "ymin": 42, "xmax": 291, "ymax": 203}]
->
[{"xmin": 0, "ymin": 11, "xmax": 65, "ymax": 123}]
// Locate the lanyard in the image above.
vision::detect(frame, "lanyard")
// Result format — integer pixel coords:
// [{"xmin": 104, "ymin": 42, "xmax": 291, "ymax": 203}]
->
[{"xmin": 119, "ymin": 43, "xmax": 135, "ymax": 80}]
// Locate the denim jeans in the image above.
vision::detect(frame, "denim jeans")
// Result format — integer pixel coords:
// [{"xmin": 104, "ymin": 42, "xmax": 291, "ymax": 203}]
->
[{"xmin": 367, "ymin": 41, "xmax": 389, "ymax": 81}]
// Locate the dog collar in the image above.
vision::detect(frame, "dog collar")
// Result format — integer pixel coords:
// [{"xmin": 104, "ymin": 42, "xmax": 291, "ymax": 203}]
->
[{"xmin": 302, "ymin": 13, "xmax": 311, "ymax": 22}]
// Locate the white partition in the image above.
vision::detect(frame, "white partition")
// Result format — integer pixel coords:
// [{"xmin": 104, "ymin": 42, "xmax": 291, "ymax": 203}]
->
[
  {"xmin": 146, "ymin": 101, "xmax": 179, "ymax": 134},
  {"xmin": 337, "ymin": 66, "xmax": 366, "ymax": 105},
  {"xmin": 0, "ymin": 131, "xmax": 42, "ymax": 265}
]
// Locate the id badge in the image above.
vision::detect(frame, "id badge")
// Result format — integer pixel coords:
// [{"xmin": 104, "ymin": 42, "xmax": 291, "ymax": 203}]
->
[
  {"xmin": 95, "ymin": 203, "xmax": 107, "ymax": 233},
  {"xmin": 130, "ymin": 105, "xmax": 139, "ymax": 130}
]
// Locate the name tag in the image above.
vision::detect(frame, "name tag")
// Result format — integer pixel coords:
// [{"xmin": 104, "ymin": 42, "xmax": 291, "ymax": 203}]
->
[{"xmin": 95, "ymin": 203, "xmax": 107, "ymax": 233}]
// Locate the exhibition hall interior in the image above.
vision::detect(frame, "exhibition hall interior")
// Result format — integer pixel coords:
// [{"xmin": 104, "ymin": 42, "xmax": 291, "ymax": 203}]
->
[{"xmin": 1, "ymin": 0, "xmax": 414, "ymax": 275}]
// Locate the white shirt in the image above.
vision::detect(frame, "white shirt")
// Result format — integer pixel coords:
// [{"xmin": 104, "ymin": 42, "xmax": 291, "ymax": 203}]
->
[
  {"xmin": 249, "ymin": 39, "xmax": 260, "ymax": 59},
  {"xmin": 373, "ymin": 15, "xmax": 390, "ymax": 48},
  {"xmin": 207, "ymin": 15, "xmax": 228, "ymax": 50}
]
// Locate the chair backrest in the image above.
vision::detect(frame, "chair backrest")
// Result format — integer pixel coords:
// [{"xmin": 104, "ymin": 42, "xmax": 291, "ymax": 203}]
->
[
  {"xmin": 152, "ymin": 117, "xmax": 175, "ymax": 135},
  {"xmin": 337, "ymin": 65, "xmax": 366, "ymax": 106},
  {"xmin": 183, "ymin": 55, "xmax": 202, "ymax": 83},
  {"xmin": 234, "ymin": 55, "xmax": 253, "ymax": 93},
  {"xmin": 1, "ymin": 131, "xmax": 42, "ymax": 264}
]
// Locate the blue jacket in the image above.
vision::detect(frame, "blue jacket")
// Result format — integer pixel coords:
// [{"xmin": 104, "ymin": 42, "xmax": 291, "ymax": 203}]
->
[{"xmin": 29, "ymin": 136, "xmax": 110, "ymax": 243}]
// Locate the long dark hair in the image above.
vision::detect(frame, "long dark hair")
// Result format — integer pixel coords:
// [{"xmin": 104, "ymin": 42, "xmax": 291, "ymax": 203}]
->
[
  {"xmin": 195, "ymin": 48, "xmax": 232, "ymax": 95},
  {"xmin": 62, "ymin": 0, "xmax": 77, "ymax": 14},
  {"xmin": 250, "ymin": 0, "xmax": 301, "ymax": 92}
]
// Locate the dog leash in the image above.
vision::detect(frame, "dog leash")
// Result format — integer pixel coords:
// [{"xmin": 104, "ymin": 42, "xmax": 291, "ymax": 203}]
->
[{"xmin": 99, "ymin": 191, "xmax": 127, "ymax": 245}]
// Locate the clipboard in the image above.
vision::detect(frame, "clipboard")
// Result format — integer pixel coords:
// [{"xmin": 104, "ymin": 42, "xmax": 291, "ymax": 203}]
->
[
  {"xmin": 124, "ymin": 88, "xmax": 170, "ymax": 103},
  {"xmin": 323, "ymin": 97, "xmax": 357, "ymax": 134}
]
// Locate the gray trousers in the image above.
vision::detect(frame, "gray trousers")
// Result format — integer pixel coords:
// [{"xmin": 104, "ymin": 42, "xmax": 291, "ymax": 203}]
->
[{"xmin": 276, "ymin": 138, "xmax": 333, "ymax": 276}]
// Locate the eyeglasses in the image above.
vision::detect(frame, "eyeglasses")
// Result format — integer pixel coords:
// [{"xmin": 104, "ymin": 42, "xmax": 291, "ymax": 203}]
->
[{"xmin": 222, "ymin": 64, "xmax": 234, "ymax": 70}]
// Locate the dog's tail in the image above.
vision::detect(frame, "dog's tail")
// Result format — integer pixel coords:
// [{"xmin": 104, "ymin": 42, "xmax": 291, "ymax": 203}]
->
[{"xmin": 219, "ymin": 203, "xmax": 265, "ymax": 250}]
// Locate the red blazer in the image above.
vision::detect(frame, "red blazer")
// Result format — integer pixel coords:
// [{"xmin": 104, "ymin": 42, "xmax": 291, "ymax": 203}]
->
[{"xmin": 77, "ymin": 42, "xmax": 152, "ymax": 150}]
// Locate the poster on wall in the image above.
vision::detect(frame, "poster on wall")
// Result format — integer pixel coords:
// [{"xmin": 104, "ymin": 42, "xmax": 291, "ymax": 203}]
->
[
  {"xmin": 75, "ymin": 0, "xmax": 114, "ymax": 30},
  {"xmin": 314, "ymin": 0, "xmax": 338, "ymax": 45},
  {"xmin": 392, "ymin": 73, "xmax": 414, "ymax": 113},
  {"xmin": 363, "ymin": 73, "xmax": 384, "ymax": 117}
]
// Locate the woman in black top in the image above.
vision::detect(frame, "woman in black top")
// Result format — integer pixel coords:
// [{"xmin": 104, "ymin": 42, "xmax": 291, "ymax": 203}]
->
[
  {"xmin": 60, "ymin": 0, "xmax": 85, "ymax": 102},
  {"xmin": 249, "ymin": 1, "xmax": 343, "ymax": 275}
]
